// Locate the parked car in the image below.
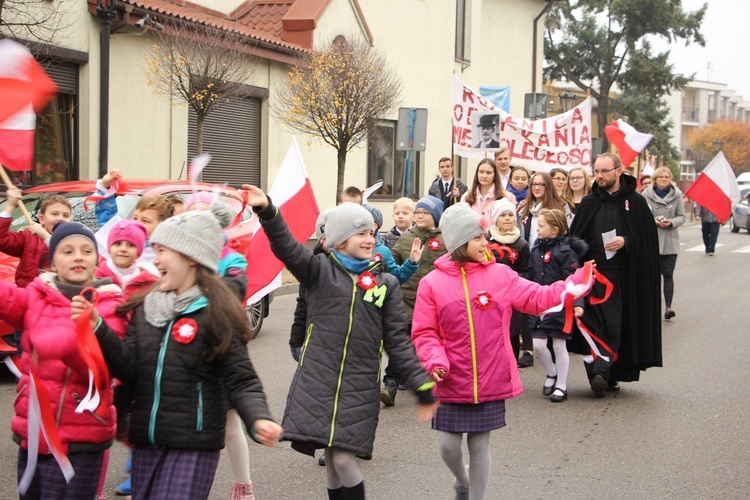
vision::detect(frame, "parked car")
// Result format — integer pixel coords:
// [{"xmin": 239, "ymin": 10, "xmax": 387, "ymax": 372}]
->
[
  {"xmin": 0, "ymin": 180, "xmax": 273, "ymax": 369},
  {"xmin": 728, "ymin": 187, "xmax": 750, "ymax": 233}
]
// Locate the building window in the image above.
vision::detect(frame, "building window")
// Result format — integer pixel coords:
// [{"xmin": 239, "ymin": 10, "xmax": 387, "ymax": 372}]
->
[
  {"xmin": 367, "ymin": 120, "xmax": 420, "ymax": 199},
  {"xmin": 455, "ymin": 0, "xmax": 470, "ymax": 63}
]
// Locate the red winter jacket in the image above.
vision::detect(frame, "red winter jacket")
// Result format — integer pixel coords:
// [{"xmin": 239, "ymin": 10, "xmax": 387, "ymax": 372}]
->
[
  {"xmin": 1, "ymin": 274, "xmax": 126, "ymax": 454},
  {"xmin": 412, "ymin": 253, "xmax": 586, "ymax": 404},
  {"xmin": 0, "ymin": 217, "xmax": 49, "ymax": 288}
]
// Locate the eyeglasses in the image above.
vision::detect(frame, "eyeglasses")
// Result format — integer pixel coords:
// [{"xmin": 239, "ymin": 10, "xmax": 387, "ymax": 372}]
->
[
  {"xmin": 414, "ymin": 210, "xmax": 430, "ymax": 216},
  {"xmin": 568, "ymin": 176, "xmax": 584, "ymax": 181},
  {"xmin": 531, "ymin": 182, "xmax": 546, "ymax": 188},
  {"xmin": 593, "ymin": 167, "xmax": 617, "ymax": 175}
]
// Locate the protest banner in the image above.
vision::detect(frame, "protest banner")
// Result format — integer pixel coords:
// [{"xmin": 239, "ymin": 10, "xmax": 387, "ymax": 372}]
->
[{"xmin": 453, "ymin": 77, "xmax": 592, "ymax": 172}]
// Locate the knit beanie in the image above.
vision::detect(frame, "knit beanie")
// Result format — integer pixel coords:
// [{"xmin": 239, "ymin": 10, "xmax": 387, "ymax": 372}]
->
[
  {"xmin": 415, "ymin": 195, "xmax": 444, "ymax": 225},
  {"xmin": 324, "ymin": 203, "xmax": 374, "ymax": 248},
  {"xmin": 107, "ymin": 219, "xmax": 148, "ymax": 257},
  {"xmin": 315, "ymin": 209, "xmax": 329, "ymax": 240},
  {"xmin": 49, "ymin": 222, "xmax": 98, "ymax": 264},
  {"xmin": 440, "ymin": 202, "xmax": 489, "ymax": 253},
  {"xmin": 362, "ymin": 204, "xmax": 383, "ymax": 230},
  {"xmin": 149, "ymin": 201, "xmax": 233, "ymax": 273},
  {"xmin": 185, "ymin": 191, "xmax": 216, "ymax": 211},
  {"xmin": 490, "ymin": 198, "xmax": 516, "ymax": 224}
]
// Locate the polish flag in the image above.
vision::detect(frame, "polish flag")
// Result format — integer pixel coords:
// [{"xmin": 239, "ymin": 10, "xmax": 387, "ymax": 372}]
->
[
  {"xmin": 604, "ymin": 119, "xmax": 653, "ymax": 168},
  {"xmin": 243, "ymin": 137, "xmax": 319, "ymax": 305},
  {"xmin": 0, "ymin": 39, "xmax": 58, "ymax": 171},
  {"xmin": 684, "ymin": 151, "xmax": 741, "ymax": 224}
]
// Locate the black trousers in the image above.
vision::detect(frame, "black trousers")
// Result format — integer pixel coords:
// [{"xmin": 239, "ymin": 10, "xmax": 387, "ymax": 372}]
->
[{"xmin": 701, "ymin": 221, "xmax": 720, "ymax": 253}]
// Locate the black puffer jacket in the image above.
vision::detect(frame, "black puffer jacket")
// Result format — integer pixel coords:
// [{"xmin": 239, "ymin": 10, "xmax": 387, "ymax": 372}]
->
[
  {"xmin": 95, "ymin": 297, "xmax": 273, "ymax": 450},
  {"xmin": 257, "ymin": 202, "xmax": 434, "ymax": 459},
  {"xmin": 528, "ymin": 236, "xmax": 588, "ymax": 331}
]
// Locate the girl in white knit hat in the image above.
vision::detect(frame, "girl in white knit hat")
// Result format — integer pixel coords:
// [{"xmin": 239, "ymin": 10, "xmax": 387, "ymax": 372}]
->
[
  {"xmin": 242, "ymin": 186, "xmax": 438, "ymax": 500},
  {"xmin": 411, "ymin": 202, "xmax": 590, "ymax": 500},
  {"xmin": 74, "ymin": 202, "xmax": 282, "ymax": 499}
]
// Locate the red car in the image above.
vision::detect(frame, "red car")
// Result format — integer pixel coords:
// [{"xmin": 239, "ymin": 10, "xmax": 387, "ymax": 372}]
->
[{"xmin": 0, "ymin": 180, "xmax": 272, "ymax": 372}]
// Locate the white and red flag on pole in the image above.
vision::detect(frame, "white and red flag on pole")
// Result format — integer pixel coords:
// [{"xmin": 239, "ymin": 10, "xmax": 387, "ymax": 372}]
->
[
  {"xmin": 684, "ymin": 151, "xmax": 741, "ymax": 223},
  {"xmin": 0, "ymin": 39, "xmax": 58, "ymax": 171},
  {"xmin": 243, "ymin": 137, "xmax": 319, "ymax": 305},
  {"xmin": 604, "ymin": 119, "xmax": 653, "ymax": 168}
]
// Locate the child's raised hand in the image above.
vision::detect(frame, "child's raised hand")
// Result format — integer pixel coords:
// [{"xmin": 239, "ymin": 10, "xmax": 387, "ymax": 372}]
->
[
  {"xmin": 416, "ymin": 401, "xmax": 440, "ymax": 423},
  {"xmin": 240, "ymin": 184, "xmax": 269, "ymax": 209},
  {"xmin": 409, "ymin": 237, "xmax": 423, "ymax": 263},
  {"xmin": 27, "ymin": 221, "xmax": 51, "ymax": 242},
  {"xmin": 5, "ymin": 187, "xmax": 23, "ymax": 209},
  {"xmin": 102, "ymin": 169, "xmax": 122, "ymax": 189},
  {"xmin": 253, "ymin": 419, "xmax": 282, "ymax": 447},
  {"xmin": 71, "ymin": 295, "xmax": 100, "ymax": 328}
]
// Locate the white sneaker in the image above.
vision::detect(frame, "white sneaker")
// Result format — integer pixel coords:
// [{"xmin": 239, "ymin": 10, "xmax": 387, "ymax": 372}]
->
[{"xmin": 230, "ymin": 481, "xmax": 255, "ymax": 500}]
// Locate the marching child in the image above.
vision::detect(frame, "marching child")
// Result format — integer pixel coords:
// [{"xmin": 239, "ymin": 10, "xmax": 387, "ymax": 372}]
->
[
  {"xmin": 528, "ymin": 208, "xmax": 588, "ymax": 402},
  {"xmin": 1, "ymin": 222, "xmax": 126, "ymax": 499},
  {"xmin": 243, "ymin": 185, "xmax": 437, "ymax": 500},
  {"xmin": 95, "ymin": 219, "xmax": 155, "ymax": 296},
  {"xmin": 381, "ymin": 197, "xmax": 415, "ymax": 249},
  {"xmin": 384, "ymin": 195, "xmax": 446, "ymax": 406},
  {"xmin": 0, "ymin": 188, "xmax": 72, "ymax": 288},
  {"xmin": 487, "ymin": 198, "xmax": 531, "ymax": 360},
  {"xmin": 363, "ymin": 204, "xmax": 422, "ymax": 285},
  {"xmin": 412, "ymin": 203, "xmax": 590, "ymax": 499},
  {"xmin": 76, "ymin": 203, "xmax": 281, "ymax": 499}
]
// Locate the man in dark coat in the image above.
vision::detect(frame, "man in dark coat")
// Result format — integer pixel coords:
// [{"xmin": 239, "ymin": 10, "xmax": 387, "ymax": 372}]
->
[
  {"xmin": 569, "ymin": 153, "xmax": 662, "ymax": 396},
  {"xmin": 427, "ymin": 157, "xmax": 468, "ymax": 208}
]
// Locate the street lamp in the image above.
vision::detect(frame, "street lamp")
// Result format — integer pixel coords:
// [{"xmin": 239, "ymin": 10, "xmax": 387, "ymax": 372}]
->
[
  {"xmin": 559, "ymin": 89, "xmax": 578, "ymax": 112},
  {"xmin": 712, "ymin": 139, "xmax": 723, "ymax": 154}
]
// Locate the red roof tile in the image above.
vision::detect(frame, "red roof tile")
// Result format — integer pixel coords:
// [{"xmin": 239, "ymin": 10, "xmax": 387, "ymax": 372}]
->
[{"xmin": 118, "ymin": 0, "xmax": 304, "ymax": 51}]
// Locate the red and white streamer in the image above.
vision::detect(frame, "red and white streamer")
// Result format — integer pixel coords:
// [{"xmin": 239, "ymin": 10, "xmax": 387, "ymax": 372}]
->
[
  {"xmin": 19, "ymin": 370, "xmax": 75, "ymax": 494},
  {"xmin": 83, "ymin": 178, "xmax": 131, "ymax": 211},
  {"xmin": 188, "ymin": 153, "xmax": 212, "ymax": 187}
]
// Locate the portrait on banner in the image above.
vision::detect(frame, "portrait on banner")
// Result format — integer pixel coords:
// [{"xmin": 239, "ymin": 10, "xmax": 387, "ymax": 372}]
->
[{"xmin": 471, "ymin": 112, "xmax": 502, "ymax": 151}]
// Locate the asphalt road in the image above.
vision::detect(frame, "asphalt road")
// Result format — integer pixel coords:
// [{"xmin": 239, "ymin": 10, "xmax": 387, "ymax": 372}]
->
[{"xmin": 1, "ymin": 221, "xmax": 749, "ymax": 499}]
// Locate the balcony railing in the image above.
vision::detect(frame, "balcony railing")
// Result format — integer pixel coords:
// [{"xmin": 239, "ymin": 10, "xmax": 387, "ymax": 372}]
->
[{"xmin": 682, "ymin": 107, "xmax": 699, "ymax": 122}]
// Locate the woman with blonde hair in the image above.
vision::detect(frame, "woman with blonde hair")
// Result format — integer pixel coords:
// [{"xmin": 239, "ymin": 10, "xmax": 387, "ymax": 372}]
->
[
  {"xmin": 641, "ymin": 166, "xmax": 685, "ymax": 319},
  {"xmin": 563, "ymin": 167, "xmax": 592, "ymax": 216}
]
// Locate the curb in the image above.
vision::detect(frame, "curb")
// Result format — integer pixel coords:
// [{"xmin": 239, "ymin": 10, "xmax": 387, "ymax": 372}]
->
[{"xmin": 275, "ymin": 283, "xmax": 299, "ymax": 297}]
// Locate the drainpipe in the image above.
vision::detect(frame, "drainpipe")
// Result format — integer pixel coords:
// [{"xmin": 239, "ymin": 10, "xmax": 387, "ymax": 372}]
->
[{"xmin": 96, "ymin": 0, "xmax": 118, "ymax": 178}]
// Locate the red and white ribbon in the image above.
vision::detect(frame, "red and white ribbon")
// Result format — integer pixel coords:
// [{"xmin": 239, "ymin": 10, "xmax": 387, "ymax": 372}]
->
[
  {"xmin": 575, "ymin": 317, "xmax": 619, "ymax": 363},
  {"xmin": 83, "ymin": 178, "xmax": 131, "ymax": 211},
  {"xmin": 188, "ymin": 153, "xmax": 212, "ymax": 187},
  {"xmin": 74, "ymin": 288, "xmax": 110, "ymax": 419},
  {"xmin": 18, "ymin": 369, "xmax": 75, "ymax": 495}
]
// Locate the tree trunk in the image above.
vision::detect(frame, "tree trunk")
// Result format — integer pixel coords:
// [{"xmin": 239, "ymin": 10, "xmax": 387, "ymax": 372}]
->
[
  {"xmin": 597, "ymin": 100, "xmax": 610, "ymax": 154},
  {"xmin": 196, "ymin": 113, "xmax": 205, "ymax": 156},
  {"xmin": 336, "ymin": 146, "xmax": 347, "ymax": 204}
]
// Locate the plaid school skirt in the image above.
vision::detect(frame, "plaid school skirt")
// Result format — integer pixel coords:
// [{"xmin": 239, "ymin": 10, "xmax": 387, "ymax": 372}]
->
[
  {"xmin": 17, "ymin": 448, "xmax": 104, "ymax": 500},
  {"xmin": 432, "ymin": 399, "xmax": 506, "ymax": 433},
  {"xmin": 131, "ymin": 447, "xmax": 220, "ymax": 500}
]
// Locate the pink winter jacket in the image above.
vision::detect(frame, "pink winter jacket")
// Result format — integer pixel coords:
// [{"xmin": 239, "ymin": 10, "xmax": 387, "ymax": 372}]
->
[
  {"xmin": 412, "ymin": 253, "xmax": 585, "ymax": 404},
  {"xmin": 1, "ymin": 273, "xmax": 126, "ymax": 454}
]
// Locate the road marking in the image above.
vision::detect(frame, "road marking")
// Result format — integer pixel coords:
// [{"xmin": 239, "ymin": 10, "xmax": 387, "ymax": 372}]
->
[
  {"xmin": 733, "ymin": 245, "xmax": 750, "ymax": 254},
  {"xmin": 686, "ymin": 244, "xmax": 725, "ymax": 252}
]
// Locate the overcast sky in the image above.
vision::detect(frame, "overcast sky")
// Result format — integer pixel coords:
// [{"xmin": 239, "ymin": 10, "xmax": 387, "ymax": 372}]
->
[{"xmin": 656, "ymin": 0, "xmax": 750, "ymax": 100}]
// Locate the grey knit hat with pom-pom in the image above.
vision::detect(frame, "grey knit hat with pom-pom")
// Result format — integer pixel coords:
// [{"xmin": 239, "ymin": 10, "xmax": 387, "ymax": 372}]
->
[{"xmin": 149, "ymin": 201, "xmax": 233, "ymax": 273}]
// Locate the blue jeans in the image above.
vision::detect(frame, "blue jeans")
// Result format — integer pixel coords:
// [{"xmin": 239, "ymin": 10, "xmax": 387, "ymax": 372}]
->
[{"xmin": 701, "ymin": 221, "xmax": 720, "ymax": 253}]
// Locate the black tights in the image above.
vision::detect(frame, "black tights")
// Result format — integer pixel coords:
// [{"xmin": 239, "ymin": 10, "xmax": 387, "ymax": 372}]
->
[{"xmin": 663, "ymin": 274, "xmax": 674, "ymax": 308}]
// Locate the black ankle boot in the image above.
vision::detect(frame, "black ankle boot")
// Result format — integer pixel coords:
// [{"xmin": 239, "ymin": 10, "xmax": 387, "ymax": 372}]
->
[{"xmin": 341, "ymin": 481, "xmax": 365, "ymax": 499}]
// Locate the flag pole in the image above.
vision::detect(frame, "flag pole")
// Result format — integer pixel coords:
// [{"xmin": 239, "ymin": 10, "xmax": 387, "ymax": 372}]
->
[{"xmin": 0, "ymin": 165, "xmax": 34, "ymax": 225}]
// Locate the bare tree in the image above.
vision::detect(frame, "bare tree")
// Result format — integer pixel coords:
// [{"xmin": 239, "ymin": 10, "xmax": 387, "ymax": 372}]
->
[
  {"xmin": 274, "ymin": 35, "xmax": 402, "ymax": 202},
  {"xmin": 144, "ymin": 19, "xmax": 257, "ymax": 155},
  {"xmin": 0, "ymin": 0, "xmax": 69, "ymax": 45}
]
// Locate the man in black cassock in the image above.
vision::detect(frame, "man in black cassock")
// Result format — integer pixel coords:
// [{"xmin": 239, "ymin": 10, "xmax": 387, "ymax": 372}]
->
[{"xmin": 570, "ymin": 153, "xmax": 662, "ymax": 397}]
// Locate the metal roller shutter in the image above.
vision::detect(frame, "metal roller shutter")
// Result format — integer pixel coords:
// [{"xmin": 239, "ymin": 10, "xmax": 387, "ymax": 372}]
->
[
  {"xmin": 188, "ymin": 96, "xmax": 262, "ymax": 187},
  {"xmin": 41, "ymin": 62, "xmax": 78, "ymax": 95}
]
